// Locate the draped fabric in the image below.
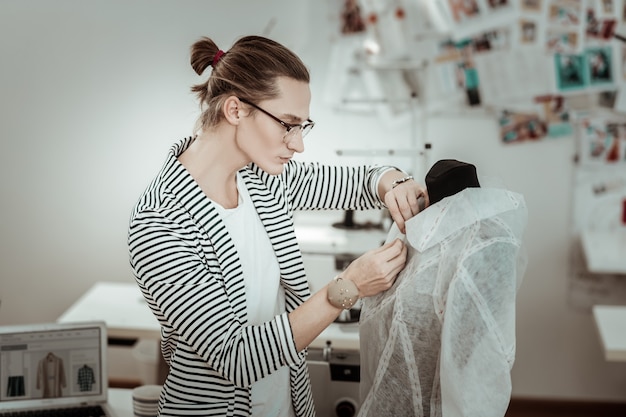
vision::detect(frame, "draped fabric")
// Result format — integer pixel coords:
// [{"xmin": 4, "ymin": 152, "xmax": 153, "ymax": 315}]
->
[{"xmin": 359, "ymin": 187, "xmax": 528, "ymax": 417}]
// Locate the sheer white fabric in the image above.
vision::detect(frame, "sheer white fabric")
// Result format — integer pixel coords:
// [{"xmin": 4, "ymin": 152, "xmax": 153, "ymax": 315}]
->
[{"xmin": 359, "ymin": 187, "xmax": 528, "ymax": 417}]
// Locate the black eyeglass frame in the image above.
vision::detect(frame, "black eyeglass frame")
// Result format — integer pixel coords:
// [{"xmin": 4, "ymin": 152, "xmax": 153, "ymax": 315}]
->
[{"xmin": 238, "ymin": 97, "xmax": 315, "ymax": 140}]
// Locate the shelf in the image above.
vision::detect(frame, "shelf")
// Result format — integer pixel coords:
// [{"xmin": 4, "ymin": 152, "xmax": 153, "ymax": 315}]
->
[
  {"xmin": 581, "ymin": 228, "xmax": 626, "ymax": 275},
  {"xmin": 592, "ymin": 305, "xmax": 626, "ymax": 361}
]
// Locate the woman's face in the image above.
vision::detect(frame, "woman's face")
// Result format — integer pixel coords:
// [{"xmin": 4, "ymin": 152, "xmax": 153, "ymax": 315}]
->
[{"xmin": 236, "ymin": 77, "xmax": 311, "ymax": 175}]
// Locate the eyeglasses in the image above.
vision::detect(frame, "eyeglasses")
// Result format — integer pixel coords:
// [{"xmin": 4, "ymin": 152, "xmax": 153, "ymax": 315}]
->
[{"xmin": 238, "ymin": 97, "xmax": 315, "ymax": 142}]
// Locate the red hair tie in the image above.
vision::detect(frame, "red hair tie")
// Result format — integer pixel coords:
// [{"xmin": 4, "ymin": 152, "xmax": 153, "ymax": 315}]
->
[{"xmin": 211, "ymin": 50, "xmax": 225, "ymax": 67}]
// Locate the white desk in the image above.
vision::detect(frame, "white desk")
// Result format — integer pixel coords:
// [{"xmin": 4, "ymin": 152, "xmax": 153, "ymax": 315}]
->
[
  {"xmin": 581, "ymin": 228, "xmax": 626, "ymax": 275},
  {"xmin": 108, "ymin": 388, "xmax": 133, "ymax": 417},
  {"xmin": 60, "ymin": 281, "xmax": 359, "ymax": 351},
  {"xmin": 59, "ymin": 282, "xmax": 166, "ymax": 384},
  {"xmin": 58, "ymin": 282, "xmax": 161, "ymax": 340},
  {"xmin": 592, "ymin": 305, "xmax": 626, "ymax": 361}
]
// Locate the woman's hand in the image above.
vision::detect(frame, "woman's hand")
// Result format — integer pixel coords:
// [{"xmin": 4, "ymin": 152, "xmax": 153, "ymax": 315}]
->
[
  {"xmin": 383, "ymin": 176, "xmax": 429, "ymax": 234},
  {"xmin": 342, "ymin": 239, "xmax": 407, "ymax": 297}
]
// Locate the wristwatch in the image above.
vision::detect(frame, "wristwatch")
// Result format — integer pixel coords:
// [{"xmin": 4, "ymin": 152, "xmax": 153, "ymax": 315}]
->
[{"xmin": 327, "ymin": 276, "xmax": 359, "ymax": 310}]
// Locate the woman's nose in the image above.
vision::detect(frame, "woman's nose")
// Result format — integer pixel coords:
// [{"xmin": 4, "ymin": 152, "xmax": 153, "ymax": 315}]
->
[{"xmin": 286, "ymin": 132, "xmax": 305, "ymax": 153}]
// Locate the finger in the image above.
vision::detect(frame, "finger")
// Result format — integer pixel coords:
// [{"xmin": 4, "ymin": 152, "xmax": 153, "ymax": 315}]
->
[
  {"xmin": 386, "ymin": 242, "xmax": 407, "ymax": 268},
  {"xmin": 382, "ymin": 251, "xmax": 408, "ymax": 288},
  {"xmin": 392, "ymin": 197, "xmax": 413, "ymax": 234},
  {"xmin": 376, "ymin": 239, "xmax": 406, "ymax": 267},
  {"xmin": 422, "ymin": 190, "xmax": 430, "ymax": 208},
  {"xmin": 398, "ymin": 197, "xmax": 415, "ymax": 220},
  {"xmin": 384, "ymin": 193, "xmax": 400, "ymax": 220},
  {"xmin": 394, "ymin": 215, "xmax": 407, "ymax": 235},
  {"xmin": 375, "ymin": 237, "xmax": 403, "ymax": 252},
  {"xmin": 406, "ymin": 193, "xmax": 421, "ymax": 216}
]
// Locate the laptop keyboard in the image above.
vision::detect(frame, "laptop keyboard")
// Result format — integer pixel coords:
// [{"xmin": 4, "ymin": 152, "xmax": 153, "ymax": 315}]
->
[{"xmin": 0, "ymin": 405, "xmax": 106, "ymax": 417}]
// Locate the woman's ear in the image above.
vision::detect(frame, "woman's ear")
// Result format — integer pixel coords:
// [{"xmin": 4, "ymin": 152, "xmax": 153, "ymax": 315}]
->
[{"xmin": 223, "ymin": 96, "xmax": 243, "ymax": 125}]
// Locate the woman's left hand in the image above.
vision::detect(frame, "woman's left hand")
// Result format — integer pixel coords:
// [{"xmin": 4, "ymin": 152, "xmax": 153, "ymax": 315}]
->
[{"xmin": 384, "ymin": 178, "xmax": 429, "ymax": 234}]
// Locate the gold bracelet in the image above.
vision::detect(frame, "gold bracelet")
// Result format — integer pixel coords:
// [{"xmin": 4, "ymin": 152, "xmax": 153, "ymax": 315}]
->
[
  {"xmin": 327, "ymin": 276, "xmax": 360, "ymax": 310},
  {"xmin": 391, "ymin": 175, "xmax": 414, "ymax": 189}
]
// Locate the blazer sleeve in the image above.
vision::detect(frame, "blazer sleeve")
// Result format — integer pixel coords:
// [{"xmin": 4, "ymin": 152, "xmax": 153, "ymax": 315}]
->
[
  {"xmin": 128, "ymin": 207, "xmax": 301, "ymax": 388},
  {"xmin": 276, "ymin": 161, "xmax": 393, "ymax": 211}
]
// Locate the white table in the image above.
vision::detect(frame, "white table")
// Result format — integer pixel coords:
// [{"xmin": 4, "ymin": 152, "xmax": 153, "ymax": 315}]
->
[
  {"xmin": 60, "ymin": 281, "xmax": 359, "ymax": 352},
  {"xmin": 592, "ymin": 305, "xmax": 626, "ymax": 361},
  {"xmin": 581, "ymin": 228, "xmax": 626, "ymax": 275},
  {"xmin": 58, "ymin": 282, "xmax": 167, "ymax": 384},
  {"xmin": 58, "ymin": 281, "xmax": 161, "ymax": 340},
  {"xmin": 108, "ymin": 388, "xmax": 133, "ymax": 417}
]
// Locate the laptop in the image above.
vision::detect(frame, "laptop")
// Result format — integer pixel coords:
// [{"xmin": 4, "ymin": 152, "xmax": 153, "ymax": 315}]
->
[{"xmin": 0, "ymin": 321, "xmax": 118, "ymax": 417}]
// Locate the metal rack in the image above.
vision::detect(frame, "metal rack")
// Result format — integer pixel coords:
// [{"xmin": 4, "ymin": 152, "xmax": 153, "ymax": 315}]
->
[{"xmin": 334, "ymin": 59, "xmax": 431, "ymax": 179}]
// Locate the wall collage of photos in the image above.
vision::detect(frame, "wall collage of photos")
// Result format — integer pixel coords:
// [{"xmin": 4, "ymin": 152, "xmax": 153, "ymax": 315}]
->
[{"xmin": 327, "ymin": 0, "xmax": 626, "ymax": 308}]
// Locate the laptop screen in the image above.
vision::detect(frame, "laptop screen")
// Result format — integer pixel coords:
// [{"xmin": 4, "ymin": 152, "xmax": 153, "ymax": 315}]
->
[{"xmin": 0, "ymin": 321, "xmax": 108, "ymax": 410}]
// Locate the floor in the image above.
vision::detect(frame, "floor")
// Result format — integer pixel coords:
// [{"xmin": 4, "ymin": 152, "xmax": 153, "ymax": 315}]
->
[{"xmin": 505, "ymin": 398, "xmax": 626, "ymax": 417}]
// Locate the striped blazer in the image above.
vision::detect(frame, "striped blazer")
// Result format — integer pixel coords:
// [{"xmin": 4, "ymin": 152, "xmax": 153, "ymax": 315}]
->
[{"xmin": 128, "ymin": 137, "xmax": 391, "ymax": 416}]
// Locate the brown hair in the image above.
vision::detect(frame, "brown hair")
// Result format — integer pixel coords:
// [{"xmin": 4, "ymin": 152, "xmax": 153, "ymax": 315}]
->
[{"xmin": 190, "ymin": 35, "xmax": 310, "ymax": 132}]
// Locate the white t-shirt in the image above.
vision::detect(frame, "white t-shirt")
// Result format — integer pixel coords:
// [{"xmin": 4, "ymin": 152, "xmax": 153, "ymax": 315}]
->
[{"xmin": 212, "ymin": 172, "xmax": 295, "ymax": 417}]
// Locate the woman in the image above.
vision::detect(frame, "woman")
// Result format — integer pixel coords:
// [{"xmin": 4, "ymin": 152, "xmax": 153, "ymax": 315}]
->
[{"xmin": 128, "ymin": 35, "xmax": 428, "ymax": 417}]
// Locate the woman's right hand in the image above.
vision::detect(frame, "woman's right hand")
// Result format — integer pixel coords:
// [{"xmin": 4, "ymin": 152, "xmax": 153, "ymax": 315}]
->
[{"xmin": 341, "ymin": 238, "xmax": 407, "ymax": 298}]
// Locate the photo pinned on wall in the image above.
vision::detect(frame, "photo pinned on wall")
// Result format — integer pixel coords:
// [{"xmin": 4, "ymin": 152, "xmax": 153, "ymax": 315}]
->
[
  {"xmin": 340, "ymin": 0, "xmax": 366, "ymax": 35},
  {"xmin": 521, "ymin": 0, "xmax": 542, "ymax": 12},
  {"xmin": 515, "ymin": 0, "xmax": 545, "ymax": 48},
  {"xmin": 546, "ymin": 29, "xmax": 580, "ymax": 53},
  {"xmin": 598, "ymin": 90, "xmax": 618, "ymax": 108},
  {"xmin": 446, "ymin": 0, "xmax": 482, "ymax": 23},
  {"xmin": 547, "ymin": 0, "xmax": 583, "ymax": 27},
  {"xmin": 587, "ymin": 46, "xmax": 613, "ymax": 85},
  {"xmin": 497, "ymin": 94, "xmax": 573, "ymax": 143},
  {"xmin": 534, "ymin": 94, "xmax": 573, "ymax": 137},
  {"xmin": 554, "ymin": 45, "xmax": 615, "ymax": 92},
  {"xmin": 431, "ymin": 27, "xmax": 509, "ymax": 103},
  {"xmin": 544, "ymin": 0, "xmax": 585, "ymax": 53},
  {"xmin": 432, "ymin": 0, "xmax": 518, "ymax": 41},
  {"xmin": 472, "ymin": 27, "xmax": 511, "ymax": 51},
  {"xmin": 498, "ymin": 109, "xmax": 548, "ymax": 143},
  {"xmin": 595, "ymin": 0, "xmax": 618, "ymax": 17},
  {"xmin": 577, "ymin": 117, "xmax": 626, "ymax": 165},
  {"xmin": 519, "ymin": 19, "xmax": 539, "ymax": 45},
  {"xmin": 555, "ymin": 53, "xmax": 586, "ymax": 90},
  {"xmin": 487, "ymin": 0, "xmax": 512, "ymax": 10},
  {"xmin": 606, "ymin": 122, "xmax": 626, "ymax": 161},
  {"xmin": 585, "ymin": 6, "xmax": 617, "ymax": 41}
]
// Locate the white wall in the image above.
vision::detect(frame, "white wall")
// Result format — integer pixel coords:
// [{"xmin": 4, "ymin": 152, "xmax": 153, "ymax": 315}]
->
[{"xmin": 1, "ymin": 0, "xmax": 625, "ymax": 403}]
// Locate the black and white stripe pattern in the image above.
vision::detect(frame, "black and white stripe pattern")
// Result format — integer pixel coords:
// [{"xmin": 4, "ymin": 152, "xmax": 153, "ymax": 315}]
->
[{"xmin": 128, "ymin": 137, "xmax": 390, "ymax": 416}]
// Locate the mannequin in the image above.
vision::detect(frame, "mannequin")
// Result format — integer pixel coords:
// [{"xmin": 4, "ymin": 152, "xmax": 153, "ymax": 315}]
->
[
  {"xmin": 358, "ymin": 159, "xmax": 528, "ymax": 417},
  {"xmin": 424, "ymin": 159, "xmax": 480, "ymax": 205}
]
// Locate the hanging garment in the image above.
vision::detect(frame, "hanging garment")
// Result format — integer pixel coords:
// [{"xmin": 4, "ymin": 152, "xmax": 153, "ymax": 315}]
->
[
  {"xmin": 359, "ymin": 187, "xmax": 528, "ymax": 417},
  {"xmin": 77, "ymin": 365, "xmax": 95, "ymax": 392},
  {"xmin": 36, "ymin": 352, "xmax": 66, "ymax": 398},
  {"xmin": 7, "ymin": 376, "xmax": 25, "ymax": 397},
  {"xmin": 7, "ymin": 351, "xmax": 26, "ymax": 397}
]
